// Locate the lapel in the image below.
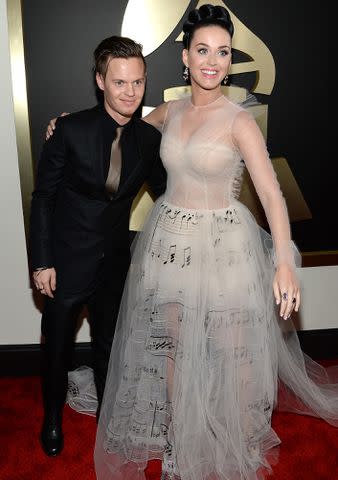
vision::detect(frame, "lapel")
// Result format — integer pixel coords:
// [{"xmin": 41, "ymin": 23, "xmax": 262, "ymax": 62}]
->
[
  {"xmin": 87, "ymin": 109, "xmax": 150, "ymax": 201},
  {"xmin": 114, "ymin": 119, "xmax": 145, "ymax": 200},
  {"xmin": 87, "ymin": 106, "xmax": 105, "ymax": 190}
]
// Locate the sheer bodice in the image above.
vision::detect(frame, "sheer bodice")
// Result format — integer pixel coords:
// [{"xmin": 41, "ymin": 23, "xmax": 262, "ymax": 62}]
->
[
  {"xmin": 161, "ymin": 95, "xmax": 295, "ymax": 268},
  {"xmin": 161, "ymin": 95, "xmax": 243, "ymax": 210}
]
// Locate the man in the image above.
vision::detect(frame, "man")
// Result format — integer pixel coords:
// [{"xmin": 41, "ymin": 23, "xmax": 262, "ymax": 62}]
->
[{"xmin": 29, "ymin": 36, "xmax": 166, "ymax": 457}]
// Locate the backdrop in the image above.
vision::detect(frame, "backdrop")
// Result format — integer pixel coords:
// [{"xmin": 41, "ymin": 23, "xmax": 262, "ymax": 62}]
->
[{"xmin": 20, "ymin": 0, "xmax": 334, "ymax": 257}]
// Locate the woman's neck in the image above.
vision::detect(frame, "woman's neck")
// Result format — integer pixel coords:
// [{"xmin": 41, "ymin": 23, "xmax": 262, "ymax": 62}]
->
[{"xmin": 190, "ymin": 85, "xmax": 223, "ymax": 107}]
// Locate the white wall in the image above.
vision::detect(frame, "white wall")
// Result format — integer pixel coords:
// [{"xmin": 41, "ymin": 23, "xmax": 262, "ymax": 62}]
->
[
  {"xmin": 0, "ymin": 0, "xmax": 337, "ymax": 346},
  {"xmin": 296, "ymin": 266, "xmax": 338, "ymax": 331}
]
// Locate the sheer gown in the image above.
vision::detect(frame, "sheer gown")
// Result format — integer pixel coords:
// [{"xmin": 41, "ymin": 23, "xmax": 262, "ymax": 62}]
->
[{"xmin": 80, "ymin": 95, "xmax": 338, "ymax": 479}]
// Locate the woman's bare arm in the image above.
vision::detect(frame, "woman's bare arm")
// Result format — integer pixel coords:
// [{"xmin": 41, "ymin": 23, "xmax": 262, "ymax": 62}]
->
[{"xmin": 142, "ymin": 102, "xmax": 169, "ymax": 131}]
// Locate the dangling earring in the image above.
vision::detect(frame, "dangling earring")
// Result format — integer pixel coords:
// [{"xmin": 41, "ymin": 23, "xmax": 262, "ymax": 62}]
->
[
  {"xmin": 222, "ymin": 74, "xmax": 229, "ymax": 85},
  {"xmin": 183, "ymin": 66, "xmax": 189, "ymax": 82}
]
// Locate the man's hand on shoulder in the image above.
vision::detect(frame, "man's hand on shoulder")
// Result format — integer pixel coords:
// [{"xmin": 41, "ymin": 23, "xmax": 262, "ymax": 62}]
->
[
  {"xmin": 46, "ymin": 112, "xmax": 70, "ymax": 140},
  {"xmin": 33, "ymin": 267, "xmax": 56, "ymax": 298}
]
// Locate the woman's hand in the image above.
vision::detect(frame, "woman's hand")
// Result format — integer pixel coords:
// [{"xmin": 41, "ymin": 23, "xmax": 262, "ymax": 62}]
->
[
  {"xmin": 273, "ymin": 263, "xmax": 300, "ymax": 320},
  {"xmin": 46, "ymin": 112, "xmax": 69, "ymax": 140}
]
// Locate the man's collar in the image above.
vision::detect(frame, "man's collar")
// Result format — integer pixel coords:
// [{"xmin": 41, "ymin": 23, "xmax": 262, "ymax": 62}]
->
[{"xmin": 101, "ymin": 103, "xmax": 134, "ymax": 129}]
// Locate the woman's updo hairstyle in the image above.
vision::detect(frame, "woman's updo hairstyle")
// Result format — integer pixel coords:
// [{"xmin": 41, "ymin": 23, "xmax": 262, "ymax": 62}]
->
[{"xmin": 183, "ymin": 4, "xmax": 234, "ymax": 50}]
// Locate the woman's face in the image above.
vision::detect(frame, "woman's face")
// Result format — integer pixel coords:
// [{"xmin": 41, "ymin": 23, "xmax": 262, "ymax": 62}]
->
[{"xmin": 183, "ymin": 25, "xmax": 232, "ymax": 92}]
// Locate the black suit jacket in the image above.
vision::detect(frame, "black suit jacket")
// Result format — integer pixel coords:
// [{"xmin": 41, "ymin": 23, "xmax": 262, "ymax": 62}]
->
[{"xmin": 29, "ymin": 105, "xmax": 166, "ymax": 296}]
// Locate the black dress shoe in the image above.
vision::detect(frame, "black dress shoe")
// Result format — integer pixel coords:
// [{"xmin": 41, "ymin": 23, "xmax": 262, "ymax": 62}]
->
[{"xmin": 40, "ymin": 421, "xmax": 64, "ymax": 456}]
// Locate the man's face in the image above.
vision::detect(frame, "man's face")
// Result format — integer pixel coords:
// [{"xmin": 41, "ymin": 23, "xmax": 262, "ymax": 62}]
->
[{"xmin": 96, "ymin": 56, "xmax": 146, "ymax": 124}]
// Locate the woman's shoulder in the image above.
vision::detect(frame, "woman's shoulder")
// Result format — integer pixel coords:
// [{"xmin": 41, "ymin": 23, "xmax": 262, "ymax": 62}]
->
[
  {"xmin": 142, "ymin": 98, "xmax": 186, "ymax": 131},
  {"xmin": 220, "ymin": 93, "xmax": 260, "ymax": 128},
  {"xmin": 221, "ymin": 95, "xmax": 247, "ymax": 114}
]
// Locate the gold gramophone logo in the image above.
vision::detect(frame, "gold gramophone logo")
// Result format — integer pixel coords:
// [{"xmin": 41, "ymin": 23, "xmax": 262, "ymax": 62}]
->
[{"xmin": 123, "ymin": 0, "xmax": 311, "ymax": 230}]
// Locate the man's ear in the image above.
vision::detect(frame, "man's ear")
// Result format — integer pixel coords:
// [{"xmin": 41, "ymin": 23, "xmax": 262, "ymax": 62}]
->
[
  {"xmin": 96, "ymin": 72, "xmax": 104, "ymax": 91},
  {"xmin": 182, "ymin": 49, "xmax": 189, "ymax": 68}
]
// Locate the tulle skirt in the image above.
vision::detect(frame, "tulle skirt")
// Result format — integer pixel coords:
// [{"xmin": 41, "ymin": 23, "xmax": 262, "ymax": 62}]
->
[{"xmin": 68, "ymin": 197, "xmax": 338, "ymax": 480}]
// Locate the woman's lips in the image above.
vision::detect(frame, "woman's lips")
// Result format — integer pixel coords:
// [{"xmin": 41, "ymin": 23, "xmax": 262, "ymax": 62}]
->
[{"xmin": 200, "ymin": 69, "xmax": 218, "ymax": 79}]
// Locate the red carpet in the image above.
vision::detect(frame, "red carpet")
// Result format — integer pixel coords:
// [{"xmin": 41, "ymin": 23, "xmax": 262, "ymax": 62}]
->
[{"xmin": 0, "ymin": 375, "xmax": 337, "ymax": 480}]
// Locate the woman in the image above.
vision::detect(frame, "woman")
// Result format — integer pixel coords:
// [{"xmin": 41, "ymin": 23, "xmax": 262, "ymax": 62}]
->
[
  {"xmin": 94, "ymin": 5, "xmax": 338, "ymax": 480},
  {"xmin": 69, "ymin": 5, "xmax": 338, "ymax": 479}
]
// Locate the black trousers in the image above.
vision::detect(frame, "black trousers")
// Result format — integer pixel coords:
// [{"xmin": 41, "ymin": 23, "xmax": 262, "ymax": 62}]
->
[{"xmin": 40, "ymin": 270, "xmax": 126, "ymax": 422}]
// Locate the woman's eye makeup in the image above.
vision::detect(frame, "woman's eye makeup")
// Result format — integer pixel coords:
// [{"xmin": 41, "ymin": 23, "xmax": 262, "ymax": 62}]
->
[{"xmin": 197, "ymin": 48, "xmax": 230, "ymax": 56}]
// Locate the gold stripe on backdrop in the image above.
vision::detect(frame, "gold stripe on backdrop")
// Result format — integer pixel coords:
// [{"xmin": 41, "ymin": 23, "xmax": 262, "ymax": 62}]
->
[{"xmin": 7, "ymin": 0, "xmax": 34, "ymax": 241}]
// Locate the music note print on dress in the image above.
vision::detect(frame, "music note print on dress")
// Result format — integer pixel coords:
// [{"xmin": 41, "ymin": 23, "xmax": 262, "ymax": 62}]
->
[
  {"xmin": 181, "ymin": 246, "xmax": 191, "ymax": 268},
  {"xmin": 163, "ymin": 244, "xmax": 177, "ymax": 264},
  {"xmin": 145, "ymin": 335, "xmax": 177, "ymax": 359}
]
